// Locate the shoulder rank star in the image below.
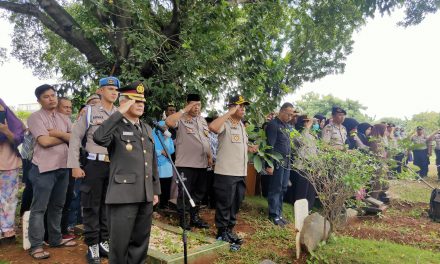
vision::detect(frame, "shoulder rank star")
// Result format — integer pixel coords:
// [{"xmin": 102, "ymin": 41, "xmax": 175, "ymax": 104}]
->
[{"xmin": 136, "ymin": 83, "xmax": 145, "ymax": 94}]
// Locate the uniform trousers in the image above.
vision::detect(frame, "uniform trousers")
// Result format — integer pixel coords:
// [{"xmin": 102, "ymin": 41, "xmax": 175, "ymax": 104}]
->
[
  {"xmin": 213, "ymin": 174, "xmax": 246, "ymax": 229},
  {"xmin": 80, "ymin": 160, "xmax": 109, "ymax": 245},
  {"xmin": 176, "ymin": 167, "xmax": 207, "ymax": 214},
  {"xmin": 413, "ymin": 149, "xmax": 429, "ymax": 177},
  {"xmin": 107, "ymin": 202, "xmax": 153, "ymax": 264}
]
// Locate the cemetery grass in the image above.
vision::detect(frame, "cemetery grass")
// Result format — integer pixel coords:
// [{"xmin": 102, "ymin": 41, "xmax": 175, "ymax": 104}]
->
[
  {"xmin": 1, "ymin": 164, "xmax": 440, "ymax": 264},
  {"xmin": 215, "ymin": 164, "xmax": 440, "ymax": 264}
]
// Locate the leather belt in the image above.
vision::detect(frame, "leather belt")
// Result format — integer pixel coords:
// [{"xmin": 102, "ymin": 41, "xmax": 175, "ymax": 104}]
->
[{"xmin": 87, "ymin": 153, "xmax": 110, "ymax": 163}]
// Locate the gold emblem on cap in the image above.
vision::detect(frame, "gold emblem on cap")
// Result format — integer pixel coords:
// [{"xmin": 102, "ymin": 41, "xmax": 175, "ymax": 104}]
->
[
  {"xmin": 108, "ymin": 79, "xmax": 114, "ymax": 85},
  {"xmin": 235, "ymin": 95, "xmax": 245, "ymax": 104},
  {"xmin": 136, "ymin": 83, "xmax": 145, "ymax": 94}
]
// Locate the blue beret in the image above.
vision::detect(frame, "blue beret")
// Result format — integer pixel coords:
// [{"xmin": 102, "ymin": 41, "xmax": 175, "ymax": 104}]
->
[{"xmin": 99, "ymin": 76, "xmax": 120, "ymax": 88}]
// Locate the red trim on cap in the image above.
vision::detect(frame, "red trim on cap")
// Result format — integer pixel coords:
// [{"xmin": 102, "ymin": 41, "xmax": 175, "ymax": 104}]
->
[{"xmin": 122, "ymin": 90, "xmax": 138, "ymax": 94}]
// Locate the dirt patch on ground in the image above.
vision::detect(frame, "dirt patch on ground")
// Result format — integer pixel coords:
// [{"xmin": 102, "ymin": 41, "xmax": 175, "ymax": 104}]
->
[{"xmin": 339, "ymin": 201, "xmax": 440, "ymax": 251}]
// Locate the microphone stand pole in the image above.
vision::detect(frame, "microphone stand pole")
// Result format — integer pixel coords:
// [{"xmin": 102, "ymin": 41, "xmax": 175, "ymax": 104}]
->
[{"xmin": 153, "ymin": 128, "xmax": 194, "ymax": 264}]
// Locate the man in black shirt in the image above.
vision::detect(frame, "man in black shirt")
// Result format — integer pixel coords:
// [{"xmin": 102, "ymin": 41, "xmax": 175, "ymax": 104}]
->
[{"xmin": 265, "ymin": 102, "xmax": 295, "ymax": 227}]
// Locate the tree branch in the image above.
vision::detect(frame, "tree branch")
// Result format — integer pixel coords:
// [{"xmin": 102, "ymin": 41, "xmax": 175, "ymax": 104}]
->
[
  {"xmin": 111, "ymin": 0, "xmax": 130, "ymax": 61},
  {"xmin": 0, "ymin": 1, "xmax": 64, "ymax": 37},
  {"xmin": 161, "ymin": 0, "xmax": 180, "ymax": 41},
  {"xmin": 0, "ymin": 0, "xmax": 111, "ymax": 73}
]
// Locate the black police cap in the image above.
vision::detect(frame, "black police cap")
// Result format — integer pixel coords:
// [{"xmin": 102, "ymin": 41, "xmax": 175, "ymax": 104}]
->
[
  {"xmin": 186, "ymin": 93, "xmax": 200, "ymax": 102},
  {"xmin": 332, "ymin": 106, "xmax": 347, "ymax": 115}
]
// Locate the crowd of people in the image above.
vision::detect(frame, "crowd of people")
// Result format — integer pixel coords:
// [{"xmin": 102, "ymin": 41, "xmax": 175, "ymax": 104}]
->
[{"xmin": 0, "ymin": 76, "xmax": 439, "ymax": 264}]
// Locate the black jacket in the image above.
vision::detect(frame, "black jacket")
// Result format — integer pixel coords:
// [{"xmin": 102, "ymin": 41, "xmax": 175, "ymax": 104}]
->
[
  {"xmin": 265, "ymin": 117, "xmax": 291, "ymax": 157},
  {"xmin": 93, "ymin": 111, "xmax": 160, "ymax": 204}
]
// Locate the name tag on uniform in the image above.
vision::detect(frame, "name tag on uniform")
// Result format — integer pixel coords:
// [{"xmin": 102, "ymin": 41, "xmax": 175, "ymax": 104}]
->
[{"xmin": 123, "ymin": 131, "xmax": 134, "ymax": 136}]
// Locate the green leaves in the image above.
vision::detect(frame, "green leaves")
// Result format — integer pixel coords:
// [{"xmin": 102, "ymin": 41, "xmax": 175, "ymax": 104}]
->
[{"xmin": 3, "ymin": 0, "xmax": 436, "ymax": 121}]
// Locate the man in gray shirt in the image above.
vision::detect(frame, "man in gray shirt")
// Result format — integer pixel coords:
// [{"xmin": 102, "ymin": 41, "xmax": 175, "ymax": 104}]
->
[
  {"xmin": 68, "ymin": 77, "xmax": 119, "ymax": 264},
  {"xmin": 165, "ymin": 93, "xmax": 212, "ymax": 230},
  {"xmin": 209, "ymin": 95, "xmax": 257, "ymax": 248}
]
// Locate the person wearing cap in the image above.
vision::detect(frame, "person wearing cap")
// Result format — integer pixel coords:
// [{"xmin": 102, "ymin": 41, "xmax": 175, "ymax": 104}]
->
[
  {"xmin": 265, "ymin": 102, "xmax": 295, "ymax": 227},
  {"xmin": 87, "ymin": 94, "xmax": 101, "ymax": 106},
  {"xmin": 428, "ymin": 129, "xmax": 440, "ymax": 181},
  {"xmin": 67, "ymin": 76, "xmax": 120, "ymax": 263},
  {"xmin": 322, "ymin": 106, "xmax": 348, "ymax": 150},
  {"xmin": 209, "ymin": 95, "xmax": 257, "ymax": 248},
  {"xmin": 411, "ymin": 126, "xmax": 430, "ymax": 177},
  {"xmin": 93, "ymin": 81, "xmax": 160, "ymax": 264},
  {"xmin": 165, "ymin": 93, "xmax": 212, "ymax": 230}
]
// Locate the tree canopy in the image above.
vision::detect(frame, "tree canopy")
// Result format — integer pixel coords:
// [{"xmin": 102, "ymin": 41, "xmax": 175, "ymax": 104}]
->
[{"xmin": 0, "ymin": 0, "xmax": 437, "ymax": 119}]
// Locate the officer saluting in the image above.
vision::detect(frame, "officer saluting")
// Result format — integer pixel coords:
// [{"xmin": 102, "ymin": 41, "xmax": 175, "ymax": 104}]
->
[
  {"xmin": 322, "ymin": 106, "xmax": 348, "ymax": 150},
  {"xmin": 165, "ymin": 93, "xmax": 212, "ymax": 230},
  {"xmin": 67, "ymin": 76, "xmax": 119, "ymax": 264},
  {"xmin": 93, "ymin": 81, "xmax": 160, "ymax": 264},
  {"xmin": 208, "ymin": 95, "xmax": 257, "ymax": 248}
]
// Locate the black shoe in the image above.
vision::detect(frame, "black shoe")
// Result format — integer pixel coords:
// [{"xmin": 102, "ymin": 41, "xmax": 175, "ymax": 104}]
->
[
  {"xmin": 87, "ymin": 244, "xmax": 101, "ymax": 264},
  {"xmin": 271, "ymin": 218, "xmax": 285, "ymax": 228},
  {"xmin": 190, "ymin": 215, "xmax": 209, "ymax": 229},
  {"xmin": 99, "ymin": 241, "xmax": 109, "ymax": 258},
  {"xmin": 217, "ymin": 229, "xmax": 241, "ymax": 251},
  {"xmin": 216, "ymin": 228, "xmax": 233, "ymax": 243},
  {"xmin": 279, "ymin": 217, "xmax": 290, "ymax": 225},
  {"xmin": 227, "ymin": 228, "xmax": 243, "ymax": 245}
]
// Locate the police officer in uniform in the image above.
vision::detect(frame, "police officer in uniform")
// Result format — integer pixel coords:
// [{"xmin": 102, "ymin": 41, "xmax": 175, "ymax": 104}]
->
[
  {"xmin": 93, "ymin": 81, "xmax": 160, "ymax": 264},
  {"xmin": 165, "ymin": 94, "xmax": 212, "ymax": 230},
  {"xmin": 209, "ymin": 95, "xmax": 257, "ymax": 248},
  {"xmin": 322, "ymin": 106, "xmax": 348, "ymax": 150},
  {"xmin": 428, "ymin": 129, "xmax": 440, "ymax": 181},
  {"xmin": 67, "ymin": 76, "xmax": 120, "ymax": 264},
  {"xmin": 411, "ymin": 126, "xmax": 430, "ymax": 177}
]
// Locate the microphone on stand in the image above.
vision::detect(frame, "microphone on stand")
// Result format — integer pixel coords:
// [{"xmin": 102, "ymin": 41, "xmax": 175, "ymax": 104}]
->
[{"xmin": 151, "ymin": 120, "xmax": 172, "ymax": 138}]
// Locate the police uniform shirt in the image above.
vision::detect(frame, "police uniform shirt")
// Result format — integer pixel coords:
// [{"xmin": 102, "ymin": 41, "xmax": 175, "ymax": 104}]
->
[
  {"xmin": 214, "ymin": 119, "xmax": 248, "ymax": 176},
  {"xmin": 322, "ymin": 123, "xmax": 347, "ymax": 149},
  {"xmin": 411, "ymin": 135, "xmax": 428, "ymax": 150},
  {"xmin": 174, "ymin": 114, "xmax": 211, "ymax": 168},
  {"xmin": 67, "ymin": 104, "xmax": 117, "ymax": 168}
]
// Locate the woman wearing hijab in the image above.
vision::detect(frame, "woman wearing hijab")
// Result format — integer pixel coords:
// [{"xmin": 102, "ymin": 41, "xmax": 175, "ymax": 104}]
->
[
  {"xmin": 312, "ymin": 114, "xmax": 326, "ymax": 137},
  {"xmin": 357, "ymin": 122, "xmax": 373, "ymax": 146},
  {"xmin": 0, "ymin": 98, "xmax": 25, "ymax": 244},
  {"xmin": 342, "ymin": 118, "xmax": 369, "ymax": 150}
]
